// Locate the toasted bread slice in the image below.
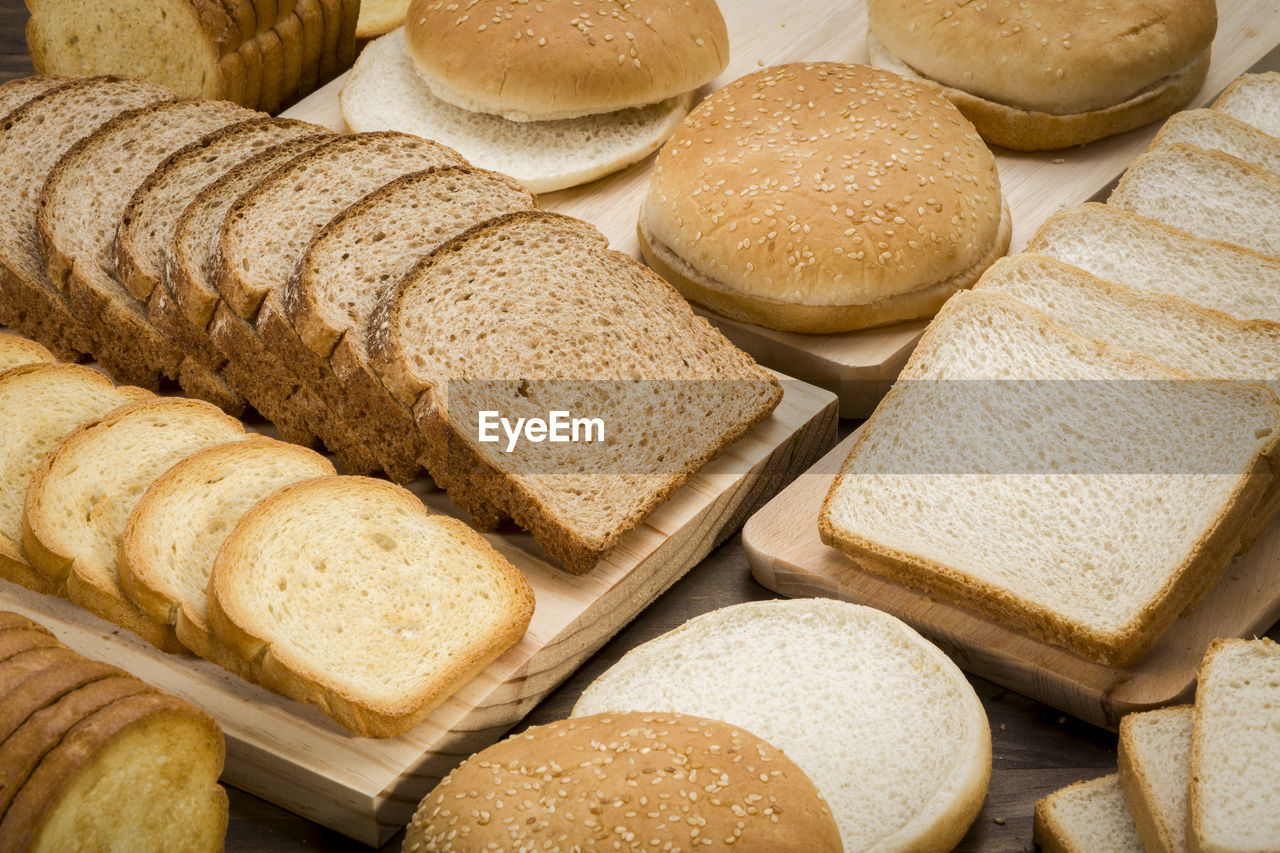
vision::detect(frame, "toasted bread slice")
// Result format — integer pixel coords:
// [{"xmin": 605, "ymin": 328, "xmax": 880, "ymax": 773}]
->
[{"xmin": 0, "ymin": 335, "xmax": 55, "ymax": 373}]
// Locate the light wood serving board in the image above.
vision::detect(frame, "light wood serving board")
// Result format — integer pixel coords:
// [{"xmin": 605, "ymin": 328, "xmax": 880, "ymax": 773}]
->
[
  {"xmin": 282, "ymin": 0, "xmax": 1280, "ymax": 418},
  {"xmin": 743, "ymin": 431, "xmax": 1280, "ymax": 731},
  {"xmin": 0, "ymin": 377, "xmax": 838, "ymax": 847}
]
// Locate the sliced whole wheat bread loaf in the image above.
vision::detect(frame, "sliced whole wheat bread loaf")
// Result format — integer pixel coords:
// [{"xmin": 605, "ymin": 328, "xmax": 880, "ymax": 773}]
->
[
  {"xmin": 1026, "ymin": 202, "xmax": 1280, "ymax": 324},
  {"xmin": 208, "ymin": 475, "xmax": 535, "ymax": 736},
  {"xmin": 22, "ymin": 397, "xmax": 246, "ymax": 652},
  {"xmin": 1212, "ymin": 71, "xmax": 1280, "ymax": 137},
  {"xmin": 1151, "ymin": 109, "xmax": 1280, "ymax": 176},
  {"xmin": 367, "ymin": 210, "xmax": 783, "ymax": 573},
  {"xmin": 119, "ymin": 437, "xmax": 334, "ymax": 665},
  {"xmin": 0, "ymin": 335, "xmax": 55, "ymax": 373},
  {"xmin": 1117, "ymin": 705, "xmax": 1192, "ymax": 853},
  {"xmin": 0, "ymin": 364, "xmax": 151, "ymax": 596},
  {"xmin": 0, "ymin": 77, "xmax": 175, "ymax": 363},
  {"xmin": 1034, "ymin": 774, "xmax": 1144, "ymax": 853},
  {"xmin": 277, "ymin": 165, "xmax": 535, "ymax": 483}
]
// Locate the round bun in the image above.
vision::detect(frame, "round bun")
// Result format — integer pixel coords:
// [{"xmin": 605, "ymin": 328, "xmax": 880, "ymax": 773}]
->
[
  {"xmin": 403, "ymin": 711, "xmax": 842, "ymax": 853},
  {"xmin": 573, "ymin": 599, "xmax": 993, "ymax": 853},
  {"xmin": 405, "ymin": 0, "xmax": 729, "ymax": 121},
  {"xmin": 640, "ymin": 62, "xmax": 1010, "ymax": 333},
  {"xmin": 867, "ymin": 0, "xmax": 1216, "ymax": 150}
]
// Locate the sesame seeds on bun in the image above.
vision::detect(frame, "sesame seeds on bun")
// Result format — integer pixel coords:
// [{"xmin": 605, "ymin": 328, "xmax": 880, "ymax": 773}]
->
[
  {"xmin": 639, "ymin": 62, "xmax": 1010, "ymax": 334},
  {"xmin": 402, "ymin": 712, "xmax": 843, "ymax": 853}
]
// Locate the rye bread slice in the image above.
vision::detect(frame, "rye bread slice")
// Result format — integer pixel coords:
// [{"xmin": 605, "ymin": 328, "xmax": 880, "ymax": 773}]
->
[
  {"xmin": 279, "ymin": 165, "xmax": 534, "ymax": 483},
  {"xmin": 367, "ymin": 210, "xmax": 784, "ymax": 573},
  {"xmin": 0, "ymin": 335, "xmax": 55, "ymax": 373},
  {"xmin": 0, "ymin": 77, "xmax": 174, "ymax": 363},
  {"xmin": 37, "ymin": 98, "xmax": 259, "ymax": 389}
]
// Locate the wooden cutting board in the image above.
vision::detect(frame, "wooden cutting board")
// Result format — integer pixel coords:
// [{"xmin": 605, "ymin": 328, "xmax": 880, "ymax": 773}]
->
[
  {"xmin": 0, "ymin": 377, "xmax": 837, "ymax": 846},
  {"xmin": 282, "ymin": 0, "xmax": 1280, "ymax": 418},
  {"xmin": 743, "ymin": 431, "xmax": 1280, "ymax": 731}
]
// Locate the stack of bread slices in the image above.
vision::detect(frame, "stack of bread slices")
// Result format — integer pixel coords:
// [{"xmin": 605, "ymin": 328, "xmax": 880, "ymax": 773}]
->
[
  {"xmin": 26, "ymin": 0, "xmax": 357, "ymax": 113},
  {"xmin": 1035, "ymin": 637, "xmax": 1280, "ymax": 853},
  {"xmin": 820, "ymin": 71, "xmax": 1280, "ymax": 668}
]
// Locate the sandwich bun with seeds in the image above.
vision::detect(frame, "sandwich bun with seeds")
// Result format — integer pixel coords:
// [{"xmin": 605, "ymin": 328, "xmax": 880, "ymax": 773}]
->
[
  {"xmin": 639, "ymin": 61, "xmax": 1010, "ymax": 333},
  {"xmin": 867, "ymin": 0, "xmax": 1217, "ymax": 151},
  {"xmin": 339, "ymin": 0, "xmax": 729, "ymax": 193}
]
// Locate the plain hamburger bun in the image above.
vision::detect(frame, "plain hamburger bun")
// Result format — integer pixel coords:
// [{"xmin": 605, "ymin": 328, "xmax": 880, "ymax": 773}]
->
[
  {"xmin": 639, "ymin": 62, "xmax": 1010, "ymax": 333},
  {"xmin": 402, "ymin": 711, "xmax": 843, "ymax": 853},
  {"xmin": 867, "ymin": 0, "xmax": 1217, "ymax": 151},
  {"xmin": 573, "ymin": 599, "xmax": 992, "ymax": 853}
]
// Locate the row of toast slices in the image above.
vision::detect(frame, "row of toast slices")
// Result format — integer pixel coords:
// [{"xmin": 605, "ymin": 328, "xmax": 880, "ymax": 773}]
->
[
  {"xmin": 819, "ymin": 73, "xmax": 1280, "ymax": 668},
  {"xmin": 0, "ymin": 73, "xmax": 781, "ymax": 575},
  {"xmin": 0, "ymin": 336, "xmax": 536, "ymax": 738}
]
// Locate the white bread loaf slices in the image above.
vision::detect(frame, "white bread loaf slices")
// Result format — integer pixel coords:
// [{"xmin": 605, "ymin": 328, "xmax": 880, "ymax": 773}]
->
[
  {"xmin": 0, "ymin": 364, "xmax": 151, "ymax": 596},
  {"xmin": 22, "ymin": 398, "xmax": 246, "ymax": 652},
  {"xmin": 119, "ymin": 437, "xmax": 334, "ymax": 665},
  {"xmin": 1034, "ymin": 774, "xmax": 1144, "ymax": 853},
  {"xmin": 1151, "ymin": 109, "xmax": 1280, "ymax": 176},
  {"xmin": 573, "ymin": 599, "xmax": 991, "ymax": 853},
  {"xmin": 1108, "ymin": 143, "xmax": 1280, "ymax": 259},
  {"xmin": 0, "ymin": 334, "xmax": 54, "ymax": 373},
  {"xmin": 1213, "ymin": 72, "xmax": 1280, "ymax": 137},
  {"xmin": 208, "ymin": 475, "xmax": 535, "ymax": 737},
  {"xmin": 1188, "ymin": 637, "xmax": 1280, "ymax": 853},
  {"xmin": 1118, "ymin": 705, "xmax": 1193, "ymax": 853},
  {"xmin": 1026, "ymin": 203, "xmax": 1280, "ymax": 324},
  {"xmin": 819, "ymin": 290, "xmax": 1280, "ymax": 666}
]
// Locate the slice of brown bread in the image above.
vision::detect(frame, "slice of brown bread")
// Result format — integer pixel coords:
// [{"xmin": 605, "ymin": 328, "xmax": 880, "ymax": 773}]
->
[
  {"xmin": 0, "ymin": 689, "xmax": 226, "ymax": 852},
  {"xmin": 217, "ymin": 0, "xmax": 258, "ymax": 42},
  {"xmin": 212, "ymin": 132, "xmax": 465, "ymax": 459},
  {"xmin": 0, "ymin": 335, "xmax": 55, "ymax": 373},
  {"xmin": 119, "ymin": 437, "xmax": 334, "ymax": 665},
  {"xmin": 367, "ymin": 210, "xmax": 784, "ymax": 573},
  {"xmin": 257, "ymin": 25, "xmax": 286, "ymax": 113},
  {"xmin": 22, "ymin": 398, "xmax": 246, "ymax": 652},
  {"xmin": 277, "ymin": 165, "xmax": 534, "ymax": 483},
  {"xmin": 37, "ymin": 98, "xmax": 259, "ymax": 389},
  {"xmin": 0, "ymin": 75, "xmax": 70, "ymax": 119},
  {"xmin": 336, "ymin": 0, "xmax": 358, "ymax": 71},
  {"xmin": 0, "ymin": 655, "xmax": 126, "ymax": 746},
  {"xmin": 0, "ymin": 77, "xmax": 174, "ymax": 363},
  {"xmin": 0, "ymin": 364, "xmax": 152, "ymax": 597}
]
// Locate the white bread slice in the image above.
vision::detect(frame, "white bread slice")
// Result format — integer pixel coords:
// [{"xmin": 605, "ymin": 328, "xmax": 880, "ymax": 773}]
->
[
  {"xmin": 1034, "ymin": 774, "xmax": 1144, "ymax": 853},
  {"xmin": 1212, "ymin": 72, "xmax": 1280, "ymax": 137},
  {"xmin": 819, "ymin": 290, "xmax": 1280, "ymax": 666},
  {"xmin": 1026, "ymin": 203, "xmax": 1280, "ymax": 324},
  {"xmin": 339, "ymin": 28, "xmax": 692, "ymax": 194},
  {"xmin": 1108, "ymin": 143, "xmax": 1280, "ymax": 259},
  {"xmin": 572, "ymin": 599, "xmax": 991, "ymax": 853},
  {"xmin": 367, "ymin": 210, "xmax": 783, "ymax": 573},
  {"xmin": 208, "ymin": 475, "xmax": 535, "ymax": 737},
  {"xmin": 0, "ymin": 364, "xmax": 151, "ymax": 597},
  {"xmin": 1188, "ymin": 637, "xmax": 1280, "ymax": 853},
  {"xmin": 119, "ymin": 437, "xmax": 334, "ymax": 665},
  {"xmin": 973, "ymin": 253, "xmax": 1280, "ymax": 397},
  {"xmin": 0, "ymin": 335, "xmax": 55, "ymax": 373},
  {"xmin": 355, "ymin": 0, "xmax": 407, "ymax": 38},
  {"xmin": 1118, "ymin": 705, "xmax": 1193, "ymax": 853},
  {"xmin": 1151, "ymin": 109, "xmax": 1280, "ymax": 176},
  {"xmin": 22, "ymin": 398, "xmax": 246, "ymax": 652}
]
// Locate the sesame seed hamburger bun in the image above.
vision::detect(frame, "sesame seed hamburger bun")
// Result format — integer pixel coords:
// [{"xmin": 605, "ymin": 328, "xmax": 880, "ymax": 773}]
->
[
  {"xmin": 639, "ymin": 62, "xmax": 1011, "ymax": 334},
  {"xmin": 402, "ymin": 712, "xmax": 843, "ymax": 853},
  {"xmin": 867, "ymin": 0, "xmax": 1217, "ymax": 151}
]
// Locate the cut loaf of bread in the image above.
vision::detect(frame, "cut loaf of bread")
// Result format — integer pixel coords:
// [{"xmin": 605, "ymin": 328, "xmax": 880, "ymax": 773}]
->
[
  {"xmin": 368, "ymin": 210, "xmax": 783, "ymax": 573},
  {"xmin": 1026, "ymin": 203, "xmax": 1280, "ymax": 324},
  {"xmin": 572, "ymin": 599, "xmax": 991, "ymax": 853},
  {"xmin": 208, "ymin": 475, "xmax": 535, "ymax": 737},
  {"xmin": 279, "ymin": 165, "xmax": 535, "ymax": 483},
  {"xmin": 1188, "ymin": 637, "xmax": 1280, "ymax": 853},
  {"xmin": 120, "ymin": 437, "xmax": 334, "ymax": 665},
  {"xmin": 819, "ymin": 290, "xmax": 1280, "ymax": 665},
  {"xmin": 1034, "ymin": 774, "xmax": 1144, "ymax": 853},
  {"xmin": 22, "ymin": 398, "xmax": 246, "ymax": 652},
  {"xmin": 1212, "ymin": 72, "xmax": 1280, "ymax": 137},
  {"xmin": 0, "ymin": 334, "xmax": 55, "ymax": 373},
  {"xmin": 1108, "ymin": 143, "xmax": 1280, "ymax": 259},
  {"xmin": 0, "ymin": 77, "xmax": 174, "ymax": 363},
  {"xmin": 1117, "ymin": 705, "xmax": 1192, "ymax": 853},
  {"xmin": 0, "ymin": 364, "xmax": 151, "ymax": 596},
  {"xmin": 1151, "ymin": 109, "xmax": 1280, "ymax": 176}
]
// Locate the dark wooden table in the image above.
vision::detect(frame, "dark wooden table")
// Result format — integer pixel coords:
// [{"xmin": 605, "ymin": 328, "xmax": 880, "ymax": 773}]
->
[{"xmin": 3, "ymin": 6, "xmax": 1276, "ymax": 851}]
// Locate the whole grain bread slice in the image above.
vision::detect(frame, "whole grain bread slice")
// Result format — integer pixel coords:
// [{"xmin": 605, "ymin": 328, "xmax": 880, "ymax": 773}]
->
[
  {"xmin": 277, "ymin": 165, "xmax": 534, "ymax": 483},
  {"xmin": 367, "ymin": 210, "xmax": 783, "ymax": 573},
  {"xmin": 0, "ymin": 75, "xmax": 71, "ymax": 119},
  {"xmin": 0, "ymin": 364, "xmax": 151, "ymax": 596},
  {"xmin": 0, "ymin": 335, "xmax": 55, "ymax": 373},
  {"xmin": 0, "ymin": 77, "xmax": 175, "ymax": 363},
  {"xmin": 1117, "ymin": 705, "xmax": 1192, "ymax": 853},
  {"xmin": 208, "ymin": 475, "xmax": 535, "ymax": 736},
  {"xmin": 22, "ymin": 398, "xmax": 246, "ymax": 652},
  {"xmin": 1212, "ymin": 71, "xmax": 1280, "ymax": 137},
  {"xmin": 120, "ymin": 437, "xmax": 334, "ymax": 665}
]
